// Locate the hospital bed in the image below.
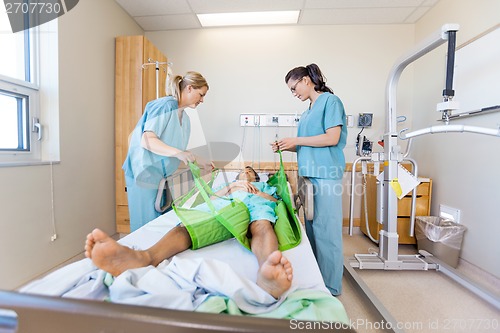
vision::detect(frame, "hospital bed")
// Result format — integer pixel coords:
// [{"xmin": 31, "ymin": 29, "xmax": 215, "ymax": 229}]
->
[{"xmin": 0, "ymin": 168, "xmax": 354, "ymax": 333}]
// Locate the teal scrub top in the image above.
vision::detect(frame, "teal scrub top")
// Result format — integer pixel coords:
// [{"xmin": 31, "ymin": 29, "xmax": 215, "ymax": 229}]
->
[
  {"xmin": 123, "ymin": 96, "xmax": 191, "ymax": 186},
  {"xmin": 209, "ymin": 182, "xmax": 279, "ymax": 223},
  {"xmin": 297, "ymin": 93, "xmax": 347, "ymax": 180}
]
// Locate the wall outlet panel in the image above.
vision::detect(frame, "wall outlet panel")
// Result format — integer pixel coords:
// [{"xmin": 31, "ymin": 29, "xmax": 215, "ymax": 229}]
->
[
  {"xmin": 439, "ymin": 204, "xmax": 461, "ymax": 223},
  {"xmin": 240, "ymin": 114, "xmax": 299, "ymax": 127},
  {"xmin": 240, "ymin": 114, "xmax": 259, "ymax": 127},
  {"xmin": 346, "ymin": 115, "xmax": 354, "ymax": 127}
]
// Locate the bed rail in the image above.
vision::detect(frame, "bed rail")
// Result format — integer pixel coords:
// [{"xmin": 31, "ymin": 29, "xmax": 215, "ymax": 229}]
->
[
  {"xmin": 157, "ymin": 166, "xmax": 239, "ymax": 213},
  {"xmin": 0, "ymin": 290, "xmax": 356, "ymax": 333},
  {"xmin": 155, "ymin": 167, "xmax": 194, "ymax": 213}
]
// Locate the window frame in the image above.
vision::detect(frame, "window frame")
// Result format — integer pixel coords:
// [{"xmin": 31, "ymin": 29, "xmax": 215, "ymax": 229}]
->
[{"xmin": 0, "ymin": 26, "xmax": 41, "ymax": 166}]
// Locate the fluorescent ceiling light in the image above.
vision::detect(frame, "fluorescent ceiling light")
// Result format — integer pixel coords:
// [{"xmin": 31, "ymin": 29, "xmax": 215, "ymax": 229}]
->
[{"xmin": 197, "ymin": 11, "xmax": 300, "ymax": 27}]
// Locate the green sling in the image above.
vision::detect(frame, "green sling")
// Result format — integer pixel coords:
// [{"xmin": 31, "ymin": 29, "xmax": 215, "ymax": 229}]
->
[
  {"xmin": 172, "ymin": 151, "xmax": 301, "ymax": 251},
  {"xmin": 268, "ymin": 151, "xmax": 302, "ymax": 251}
]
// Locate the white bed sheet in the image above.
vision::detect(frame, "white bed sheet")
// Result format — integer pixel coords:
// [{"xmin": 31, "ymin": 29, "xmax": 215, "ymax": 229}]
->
[
  {"xmin": 121, "ymin": 207, "xmax": 329, "ymax": 295},
  {"xmin": 20, "ymin": 174, "xmax": 333, "ymax": 316}
]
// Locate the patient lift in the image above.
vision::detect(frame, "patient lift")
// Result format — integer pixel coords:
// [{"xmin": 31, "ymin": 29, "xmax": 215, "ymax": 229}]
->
[{"xmin": 341, "ymin": 24, "xmax": 500, "ymax": 331}]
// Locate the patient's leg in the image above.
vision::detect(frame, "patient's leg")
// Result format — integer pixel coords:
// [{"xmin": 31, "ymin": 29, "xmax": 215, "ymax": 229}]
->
[
  {"xmin": 249, "ymin": 220, "xmax": 293, "ymax": 299},
  {"xmin": 84, "ymin": 226, "xmax": 192, "ymax": 276}
]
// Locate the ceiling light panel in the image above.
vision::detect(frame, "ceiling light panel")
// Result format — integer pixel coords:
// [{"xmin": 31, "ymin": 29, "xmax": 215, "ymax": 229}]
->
[
  {"xmin": 198, "ymin": 11, "xmax": 300, "ymax": 27},
  {"xmin": 188, "ymin": 0, "xmax": 303, "ymax": 13}
]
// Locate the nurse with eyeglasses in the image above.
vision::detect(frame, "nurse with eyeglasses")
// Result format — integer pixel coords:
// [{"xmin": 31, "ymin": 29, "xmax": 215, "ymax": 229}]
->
[{"xmin": 271, "ymin": 63, "xmax": 347, "ymax": 296}]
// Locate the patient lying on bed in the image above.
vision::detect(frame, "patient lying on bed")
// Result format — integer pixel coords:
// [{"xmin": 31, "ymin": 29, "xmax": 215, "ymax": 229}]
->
[{"xmin": 85, "ymin": 166, "xmax": 293, "ymax": 299}]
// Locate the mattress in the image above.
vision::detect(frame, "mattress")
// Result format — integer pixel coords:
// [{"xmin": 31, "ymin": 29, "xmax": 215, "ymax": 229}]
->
[{"xmin": 18, "ymin": 171, "xmax": 349, "ymax": 323}]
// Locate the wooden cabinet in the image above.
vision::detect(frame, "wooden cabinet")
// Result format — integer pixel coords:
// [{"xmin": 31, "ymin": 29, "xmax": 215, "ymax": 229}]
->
[
  {"xmin": 115, "ymin": 36, "xmax": 168, "ymax": 233},
  {"xmin": 360, "ymin": 174, "xmax": 432, "ymax": 244}
]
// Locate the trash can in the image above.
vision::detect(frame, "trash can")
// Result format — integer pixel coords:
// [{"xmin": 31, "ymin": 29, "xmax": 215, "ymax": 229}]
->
[{"xmin": 415, "ymin": 216, "xmax": 467, "ymax": 268}]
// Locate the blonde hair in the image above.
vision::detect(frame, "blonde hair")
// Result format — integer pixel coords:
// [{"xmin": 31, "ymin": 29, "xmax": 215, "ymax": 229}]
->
[{"xmin": 166, "ymin": 71, "xmax": 209, "ymax": 100}]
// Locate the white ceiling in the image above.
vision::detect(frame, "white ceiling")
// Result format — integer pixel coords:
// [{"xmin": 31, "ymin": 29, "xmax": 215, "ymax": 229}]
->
[{"xmin": 115, "ymin": 0, "xmax": 440, "ymax": 31}]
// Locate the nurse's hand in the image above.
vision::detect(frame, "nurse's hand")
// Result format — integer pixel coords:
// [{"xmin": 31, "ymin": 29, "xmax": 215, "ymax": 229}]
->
[
  {"xmin": 176, "ymin": 150, "xmax": 196, "ymax": 164},
  {"xmin": 197, "ymin": 157, "xmax": 215, "ymax": 171},
  {"xmin": 275, "ymin": 138, "xmax": 297, "ymax": 151},
  {"xmin": 270, "ymin": 141, "xmax": 279, "ymax": 152}
]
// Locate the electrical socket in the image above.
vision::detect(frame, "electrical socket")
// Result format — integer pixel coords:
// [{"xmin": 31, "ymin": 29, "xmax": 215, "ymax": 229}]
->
[
  {"xmin": 346, "ymin": 115, "xmax": 354, "ymax": 127},
  {"xmin": 240, "ymin": 114, "xmax": 299, "ymax": 127},
  {"xmin": 439, "ymin": 204, "xmax": 461, "ymax": 223},
  {"xmin": 240, "ymin": 114, "xmax": 259, "ymax": 126}
]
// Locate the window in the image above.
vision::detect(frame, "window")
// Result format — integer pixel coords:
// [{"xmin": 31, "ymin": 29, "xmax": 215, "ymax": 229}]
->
[
  {"xmin": 0, "ymin": 8, "xmax": 41, "ymax": 164},
  {"xmin": 0, "ymin": 83, "xmax": 38, "ymax": 151}
]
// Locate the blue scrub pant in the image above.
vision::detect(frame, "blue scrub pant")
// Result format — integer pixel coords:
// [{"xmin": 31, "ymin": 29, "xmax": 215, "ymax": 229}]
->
[
  {"xmin": 305, "ymin": 178, "xmax": 343, "ymax": 296},
  {"xmin": 125, "ymin": 175, "xmax": 162, "ymax": 232}
]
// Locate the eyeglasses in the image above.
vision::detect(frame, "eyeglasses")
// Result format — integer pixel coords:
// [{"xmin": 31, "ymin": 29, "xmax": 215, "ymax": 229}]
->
[{"xmin": 290, "ymin": 77, "xmax": 303, "ymax": 93}]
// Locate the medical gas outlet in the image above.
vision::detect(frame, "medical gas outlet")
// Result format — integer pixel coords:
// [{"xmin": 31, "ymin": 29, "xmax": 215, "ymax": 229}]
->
[{"xmin": 240, "ymin": 114, "xmax": 300, "ymax": 127}]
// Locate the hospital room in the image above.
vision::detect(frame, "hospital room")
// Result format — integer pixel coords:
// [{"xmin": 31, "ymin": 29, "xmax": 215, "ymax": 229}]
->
[{"xmin": 0, "ymin": 0, "xmax": 499, "ymax": 332}]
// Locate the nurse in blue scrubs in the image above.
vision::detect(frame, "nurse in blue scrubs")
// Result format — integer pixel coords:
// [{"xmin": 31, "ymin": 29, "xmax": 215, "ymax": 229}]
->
[
  {"xmin": 123, "ymin": 71, "xmax": 211, "ymax": 232},
  {"xmin": 271, "ymin": 64, "xmax": 347, "ymax": 295}
]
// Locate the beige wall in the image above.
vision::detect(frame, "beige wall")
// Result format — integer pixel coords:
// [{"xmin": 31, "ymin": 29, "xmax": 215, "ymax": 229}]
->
[
  {"xmin": 147, "ymin": 2, "xmax": 500, "ymax": 279},
  {"xmin": 146, "ymin": 25, "xmax": 416, "ymax": 228},
  {"xmin": 0, "ymin": 0, "xmax": 143, "ymax": 289},
  {"xmin": 147, "ymin": 25, "xmax": 416, "ymax": 164},
  {"xmin": 412, "ymin": 0, "xmax": 500, "ymax": 278}
]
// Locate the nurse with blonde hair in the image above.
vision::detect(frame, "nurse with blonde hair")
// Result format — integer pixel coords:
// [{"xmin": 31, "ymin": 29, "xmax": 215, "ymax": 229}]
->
[{"xmin": 123, "ymin": 71, "xmax": 212, "ymax": 232}]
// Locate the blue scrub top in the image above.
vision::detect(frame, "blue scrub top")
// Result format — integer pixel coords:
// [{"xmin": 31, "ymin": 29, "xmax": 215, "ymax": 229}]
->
[
  {"xmin": 123, "ymin": 96, "xmax": 191, "ymax": 186},
  {"xmin": 297, "ymin": 93, "xmax": 346, "ymax": 180},
  {"xmin": 211, "ymin": 182, "xmax": 279, "ymax": 223}
]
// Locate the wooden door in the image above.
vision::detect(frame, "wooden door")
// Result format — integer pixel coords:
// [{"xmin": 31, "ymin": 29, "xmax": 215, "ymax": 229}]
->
[
  {"xmin": 115, "ymin": 36, "xmax": 144, "ymax": 208},
  {"xmin": 115, "ymin": 36, "xmax": 168, "ymax": 233}
]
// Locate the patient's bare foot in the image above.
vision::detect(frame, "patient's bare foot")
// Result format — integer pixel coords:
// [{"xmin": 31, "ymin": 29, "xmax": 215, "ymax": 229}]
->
[
  {"xmin": 257, "ymin": 251, "xmax": 293, "ymax": 299},
  {"xmin": 84, "ymin": 228, "xmax": 151, "ymax": 276}
]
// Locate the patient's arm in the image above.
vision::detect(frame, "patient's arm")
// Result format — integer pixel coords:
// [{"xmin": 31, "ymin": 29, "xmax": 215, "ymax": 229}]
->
[
  {"xmin": 213, "ymin": 181, "xmax": 257, "ymax": 196},
  {"xmin": 211, "ymin": 182, "xmax": 240, "ymax": 197},
  {"xmin": 254, "ymin": 192, "xmax": 278, "ymax": 202},
  {"xmin": 213, "ymin": 182, "xmax": 278, "ymax": 202}
]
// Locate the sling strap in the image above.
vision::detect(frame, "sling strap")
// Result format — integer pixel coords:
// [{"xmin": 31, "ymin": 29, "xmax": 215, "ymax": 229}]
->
[{"xmin": 172, "ymin": 151, "xmax": 301, "ymax": 251}]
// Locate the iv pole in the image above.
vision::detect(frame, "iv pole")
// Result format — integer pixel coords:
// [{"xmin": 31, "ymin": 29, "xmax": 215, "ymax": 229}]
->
[{"xmin": 142, "ymin": 58, "xmax": 171, "ymax": 99}]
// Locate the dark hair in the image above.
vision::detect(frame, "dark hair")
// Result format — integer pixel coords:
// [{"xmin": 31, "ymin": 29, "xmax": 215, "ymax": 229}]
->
[
  {"xmin": 285, "ymin": 63, "xmax": 333, "ymax": 94},
  {"xmin": 236, "ymin": 166, "xmax": 260, "ymax": 182}
]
